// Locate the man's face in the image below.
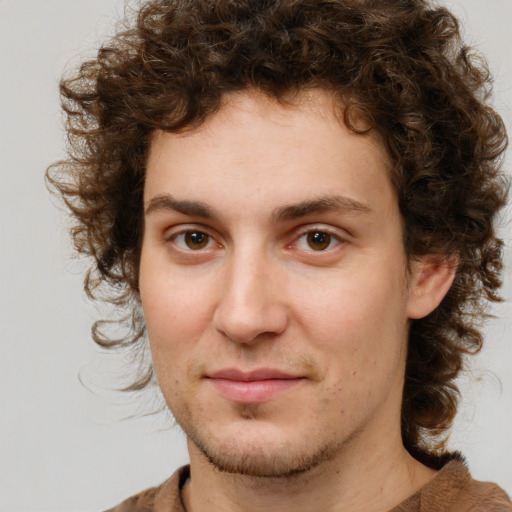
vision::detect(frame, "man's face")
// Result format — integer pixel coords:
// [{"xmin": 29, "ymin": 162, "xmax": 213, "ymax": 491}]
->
[{"xmin": 140, "ymin": 89, "xmax": 419, "ymax": 477}]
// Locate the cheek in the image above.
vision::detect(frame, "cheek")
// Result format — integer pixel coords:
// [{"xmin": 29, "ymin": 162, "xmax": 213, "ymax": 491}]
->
[
  {"xmin": 139, "ymin": 260, "xmax": 227, "ymax": 397},
  {"xmin": 140, "ymin": 279, "xmax": 198, "ymax": 406},
  {"xmin": 293, "ymin": 272, "xmax": 403, "ymax": 336},
  {"xmin": 140, "ymin": 257, "xmax": 216, "ymax": 336},
  {"xmin": 290, "ymin": 269, "xmax": 408, "ymax": 373}
]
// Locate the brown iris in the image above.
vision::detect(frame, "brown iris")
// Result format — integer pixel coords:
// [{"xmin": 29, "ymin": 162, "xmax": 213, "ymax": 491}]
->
[
  {"xmin": 306, "ymin": 231, "xmax": 332, "ymax": 251},
  {"xmin": 184, "ymin": 231, "xmax": 209, "ymax": 250}
]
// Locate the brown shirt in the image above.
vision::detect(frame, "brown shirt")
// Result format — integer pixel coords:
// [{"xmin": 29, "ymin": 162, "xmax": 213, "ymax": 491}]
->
[{"xmin": 106, "ymin": 459, "xmax": 512, "ymax": 512}]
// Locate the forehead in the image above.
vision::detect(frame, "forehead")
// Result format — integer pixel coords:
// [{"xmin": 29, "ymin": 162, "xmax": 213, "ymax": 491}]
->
[{"xmin": 144, "ymin": 88, "xmax": 396, "ymax": 223}]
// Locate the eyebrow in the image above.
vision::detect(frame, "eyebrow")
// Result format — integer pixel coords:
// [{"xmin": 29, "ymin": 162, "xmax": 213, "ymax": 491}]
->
[
  {"xmin": 145, "ymin": 193, "xmax": 372, "ymax": 221},
  {"xmin": 145, "ymin": 195, "xmax": 215, "ymax": 218},
  {"xmin": 273, "ymin": 195, "xmax": 373, "ymax": 222}
]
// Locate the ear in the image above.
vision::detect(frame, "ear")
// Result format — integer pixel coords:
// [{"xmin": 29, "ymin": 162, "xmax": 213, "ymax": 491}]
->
[{"xmin": 407, "ymin": 255, "xmax": 457, "ymax": 320}]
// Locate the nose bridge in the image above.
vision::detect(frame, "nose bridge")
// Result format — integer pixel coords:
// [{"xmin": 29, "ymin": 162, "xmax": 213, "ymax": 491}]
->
[{"xmin": 213, "ymin": 241, "xmax": 288, "ymax": 343}]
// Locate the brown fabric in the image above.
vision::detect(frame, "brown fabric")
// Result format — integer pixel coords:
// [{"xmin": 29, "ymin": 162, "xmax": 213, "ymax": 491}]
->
[
  {"xmin": 390, "ymin": 458, "xmax": 512, "ymax": 512},
  {"xmin": 104, "ymin": 466, "xmax": 189, "ymax": 512},
  {"xmin": 106, "ymin": 459, "xmax": 512, "ymax": 512}
]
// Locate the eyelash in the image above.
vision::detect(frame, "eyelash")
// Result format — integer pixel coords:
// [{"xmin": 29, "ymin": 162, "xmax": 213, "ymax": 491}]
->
[
  {"xmin": 167, "ymin": 228, "xmax": 220, "ymax": 252},
  {"xmin": 292, "ymin": 227, "xmax": 343, "ymax": 252},
  {"xmin": 165, "ymin": 226, "xmax": 346, "ymax": 255}
]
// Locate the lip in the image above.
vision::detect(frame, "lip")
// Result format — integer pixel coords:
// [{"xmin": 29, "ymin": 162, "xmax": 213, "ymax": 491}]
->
[{"xmin": 206, "ymin": 368, "xmax": 305, "ymax": 404}]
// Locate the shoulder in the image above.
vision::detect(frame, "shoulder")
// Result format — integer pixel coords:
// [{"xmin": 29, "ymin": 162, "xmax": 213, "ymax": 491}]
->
[
  {"xmin": 104, "ymin": 466, "xmax": 189, "ymax": 512},
  {"xmin": 461, "ymin": 477, "xmax": 512, "ymax": 512},
  {"xmin": 103, "ymin": 485, "xmax": 159, "ymax": 512},
  {"xmin": 393, "ymin": 453, "xmax": 512, "ymax": 512}
]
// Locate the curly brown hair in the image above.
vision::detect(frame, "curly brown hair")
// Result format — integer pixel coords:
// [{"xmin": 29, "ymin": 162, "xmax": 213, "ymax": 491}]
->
[{"xmin": 47, "ymin": 0, "xmax": 508, "ymax": 466}]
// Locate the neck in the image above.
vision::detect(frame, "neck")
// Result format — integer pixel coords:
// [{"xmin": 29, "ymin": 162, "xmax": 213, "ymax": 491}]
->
[{"xmin": 181, "ymin": 432, "xmax": 436, "ymax": 512}]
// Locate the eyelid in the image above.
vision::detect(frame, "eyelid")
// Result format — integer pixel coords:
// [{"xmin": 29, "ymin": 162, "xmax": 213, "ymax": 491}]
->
[
  {"xmin": 164, "ymin": 224, "xmax": 223, "ymax": 251},
  {"xmin": 287, "ymin": 224, "xmax": 350, "ymax": 254},
  {"xmin": 293, "ymin": 224, "xmax": 349, "ymax": 241}
]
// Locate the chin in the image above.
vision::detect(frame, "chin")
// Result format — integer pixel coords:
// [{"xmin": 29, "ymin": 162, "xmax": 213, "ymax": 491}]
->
[{"xmin": 189, "ymin": 426, "xmax": 342, "ymax": 479}]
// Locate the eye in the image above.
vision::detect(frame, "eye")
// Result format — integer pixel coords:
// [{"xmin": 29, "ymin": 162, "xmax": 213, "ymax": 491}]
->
[
  {"xmin": 172, "ymin": 230, "xmax": 216, "ymax": 251},
  {"xmin": 296, "ymin": 230, "xmax": 341, "ymax": 251}
]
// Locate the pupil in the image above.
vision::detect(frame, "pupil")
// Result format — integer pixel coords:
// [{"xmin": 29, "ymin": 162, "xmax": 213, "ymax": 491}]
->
[
  {"xmin": 185, "ymin": 231, "xmax": 208, "ymax": 249},
  {"xmin": 307, "ymin": 232, "xmax": 330, "ymax": 250}
]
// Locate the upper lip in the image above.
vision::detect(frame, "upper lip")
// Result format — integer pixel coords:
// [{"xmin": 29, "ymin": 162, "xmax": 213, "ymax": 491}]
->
[{"xmin": 206, "ymin": 368, "xmax": 301, "ymax": 381}]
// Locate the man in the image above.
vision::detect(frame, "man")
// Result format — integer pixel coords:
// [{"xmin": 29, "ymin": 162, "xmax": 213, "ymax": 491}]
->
[{"xmin": 47, "ymin": 0, "xmax": 511, "ymax": 510}]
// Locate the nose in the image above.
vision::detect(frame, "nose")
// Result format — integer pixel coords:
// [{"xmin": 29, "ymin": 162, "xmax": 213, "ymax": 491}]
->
[{"xmin": 213, "ymin": 249, "xmax": 289, "ymax": 344}]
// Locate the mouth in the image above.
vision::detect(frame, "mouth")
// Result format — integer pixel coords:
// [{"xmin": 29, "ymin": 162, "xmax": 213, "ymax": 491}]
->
[{"xmin": 205, "ymin": 368, "xmax": 305, "ymax": 404}]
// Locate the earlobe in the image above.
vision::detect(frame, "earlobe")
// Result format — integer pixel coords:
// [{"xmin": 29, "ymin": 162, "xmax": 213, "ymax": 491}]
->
[{"xmin": 407, "ymin": 255, "xmax": 458, "ymax": 320}]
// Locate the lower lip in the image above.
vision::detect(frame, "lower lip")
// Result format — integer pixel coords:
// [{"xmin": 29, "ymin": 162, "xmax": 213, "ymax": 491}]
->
[{"xmin": 208, "ymin": 378, "xmax": 303, "ymax": 404}]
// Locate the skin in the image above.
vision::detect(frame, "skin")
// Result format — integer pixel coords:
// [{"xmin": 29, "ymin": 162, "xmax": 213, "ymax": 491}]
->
[{"xmin": 139, "ymin": 89, "xmax": 455, "ymax": 512}]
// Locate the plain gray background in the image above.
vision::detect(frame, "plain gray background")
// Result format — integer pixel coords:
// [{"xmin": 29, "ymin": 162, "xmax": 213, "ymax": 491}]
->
[{"xmin": 0, "ymin": 1, "xmax": 511, "ymax": 511}]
